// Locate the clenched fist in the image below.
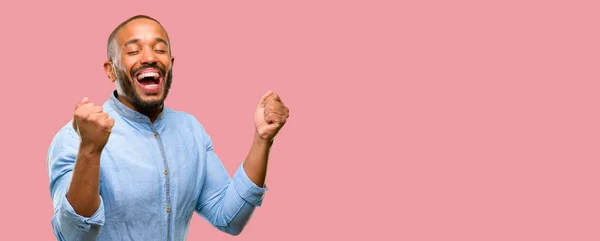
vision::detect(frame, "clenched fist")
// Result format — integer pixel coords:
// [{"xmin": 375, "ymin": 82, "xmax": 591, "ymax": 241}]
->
[
  {"xmin": 254, "ymin": 91, "xmax": 289, "ymax": 142},
  {"xmin": 72, "ymin": 97, "xmax": 115, "ymax": 153}
]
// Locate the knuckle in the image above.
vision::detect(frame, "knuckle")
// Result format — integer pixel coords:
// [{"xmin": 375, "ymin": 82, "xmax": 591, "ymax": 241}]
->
[{"xmin": 85, "ymin": 114, "xmax": 95, "ymax": 122}]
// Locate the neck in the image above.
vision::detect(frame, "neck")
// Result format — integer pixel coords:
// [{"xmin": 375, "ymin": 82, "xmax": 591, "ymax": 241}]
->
[
  {"xmin": 116, "ymin": 93, "xmax": 163, "ymax": 123},
  {"xmin": 139, "ymin": 106, "xmax": 163, "ymax": 123}
]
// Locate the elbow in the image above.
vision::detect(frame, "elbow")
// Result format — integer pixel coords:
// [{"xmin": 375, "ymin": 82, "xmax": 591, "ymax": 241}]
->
[
  {"xmin": 227, "ymin": 229, "xmax": 243, "ymax": 236},
  {"xmin": 205, "ymin": 191, "xmax": 257, "ymax": 236},
  {"xmin": 54, "ymin": 194, "xmax": 106, "ymax": 234},
  {"xmin": 215, "ymin": 209, "xmax": 253, "ymax": 236},
  {"xmin": 218, "ymin": 225, "xmax": 244, "ymax": 236},
  {"xmin": 53, "ymin": 209, "xmax": 104, "ymax": 241}
]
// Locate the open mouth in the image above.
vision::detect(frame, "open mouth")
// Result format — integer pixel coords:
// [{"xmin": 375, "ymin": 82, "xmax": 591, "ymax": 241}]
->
[{"xmin": 134, "ymin": 68, "xmax": 163, "ymax": 92}]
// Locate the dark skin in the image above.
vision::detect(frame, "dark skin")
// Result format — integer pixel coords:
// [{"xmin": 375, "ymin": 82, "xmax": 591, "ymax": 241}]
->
[
  {"xmin": 104, "ymin": 18, "xmax": 174, "ymax": 123},
  {"xmin": 67, "ymin": 18, "xmax": 289, "ymax": 217}
]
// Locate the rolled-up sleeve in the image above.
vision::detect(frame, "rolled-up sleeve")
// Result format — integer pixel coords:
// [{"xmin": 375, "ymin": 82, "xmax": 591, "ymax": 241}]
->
[
  {"xmin": 194, "ymin": 121, "xmax": 268, "ymax": 235},
  {"xmin": 48, "ymin": 126, "xmax": 105, "ymax": 241},
  {"xmin": 232, "ymin": 164, "xmax": 268, "ymax": 207}
]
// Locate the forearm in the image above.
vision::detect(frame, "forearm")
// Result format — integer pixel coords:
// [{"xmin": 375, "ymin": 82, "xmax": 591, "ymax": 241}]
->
[
  {"xmin": 66, "ymin": 143, "xmax": 102, "ymax": 217},
  {"xmin": 242, "ymin": 132, "xmax": 273, "ymax": 187}
]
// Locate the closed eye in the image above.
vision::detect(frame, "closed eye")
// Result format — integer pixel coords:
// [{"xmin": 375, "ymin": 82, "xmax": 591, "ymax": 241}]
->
[{"xmin": 127, "ymin": 51, "xmax": 139, "ymax": 55}]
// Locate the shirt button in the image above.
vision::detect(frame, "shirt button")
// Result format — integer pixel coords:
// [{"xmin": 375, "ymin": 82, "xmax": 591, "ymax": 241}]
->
[
  {"xmin": 166, "ymin": 206, "xmax": 171, "ymax": 212},
  {"xmin": 163, "ymin": 169, "xmax": 168, "ymax": 174},
  {"xmin": 153, "ymin": 133, "xmax": 158, "ymax": 138}
]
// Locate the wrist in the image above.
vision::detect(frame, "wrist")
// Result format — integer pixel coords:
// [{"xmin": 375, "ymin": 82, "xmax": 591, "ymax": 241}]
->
[
  {"xmin": 253, "ymin": 132, "xmax": 274, "ymax": 148},
  {"xmin": 79, "ymin": 141, "xmax": 105, "ymax": 156}
]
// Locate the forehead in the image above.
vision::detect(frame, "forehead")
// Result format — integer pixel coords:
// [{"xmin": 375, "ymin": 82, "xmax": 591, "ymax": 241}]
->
[{"xmin": 117, "ymin": 18, "xmax": 168, "ymax": 45}]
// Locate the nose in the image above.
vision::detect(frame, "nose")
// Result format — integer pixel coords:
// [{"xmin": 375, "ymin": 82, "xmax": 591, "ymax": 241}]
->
[{"xmin": 140, "ymin": 47, "xmax": 157, "ymax": 65}]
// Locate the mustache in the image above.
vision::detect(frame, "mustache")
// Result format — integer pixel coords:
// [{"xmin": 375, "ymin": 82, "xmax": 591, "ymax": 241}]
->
[{"xmin": 130, "ymin": 63, "xmax": 166, "ymax": 78}]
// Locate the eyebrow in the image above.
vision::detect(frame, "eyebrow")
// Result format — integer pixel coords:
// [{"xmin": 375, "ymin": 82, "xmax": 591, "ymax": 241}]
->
[{"xmin": 124, "ymin": 37, "xmax": 169, "ymax": 47}]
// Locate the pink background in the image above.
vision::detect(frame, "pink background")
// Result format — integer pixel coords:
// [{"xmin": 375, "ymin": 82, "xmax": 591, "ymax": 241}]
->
[{"xmin": 1, "ymin": 0, "xmax": 599, "ymax": 240}]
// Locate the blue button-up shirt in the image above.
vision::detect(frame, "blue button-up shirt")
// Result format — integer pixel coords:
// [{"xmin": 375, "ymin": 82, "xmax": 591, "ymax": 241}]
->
[{"xmin": 47, "ymin": 91, "xmax": 267, "ymax": 241}]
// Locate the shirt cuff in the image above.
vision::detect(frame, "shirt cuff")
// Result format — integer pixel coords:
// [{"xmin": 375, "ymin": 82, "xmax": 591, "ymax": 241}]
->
[
  {"xmin": 233, "ymin": 164, "xmax": 268, "ymax": 207},
  {"xmin": 60, "ymin": 194, "xmax": 105, "ymax": 231}
]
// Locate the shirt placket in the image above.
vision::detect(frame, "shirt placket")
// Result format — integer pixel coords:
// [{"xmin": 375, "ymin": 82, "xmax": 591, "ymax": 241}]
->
[{"xmin": 151, "ymin": 118, "xmax": 171, "ymax": 241}]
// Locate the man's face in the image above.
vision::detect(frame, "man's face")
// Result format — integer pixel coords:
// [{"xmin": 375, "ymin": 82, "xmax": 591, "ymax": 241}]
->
[{"xmin": 110, "ymin": 18, "xmax": 174, "ymax": 112}]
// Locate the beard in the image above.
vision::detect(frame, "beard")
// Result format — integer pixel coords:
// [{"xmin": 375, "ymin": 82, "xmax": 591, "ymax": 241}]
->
[{"xmin": 114, "ymin": 63, "xmax": 173, "ymax": 113}]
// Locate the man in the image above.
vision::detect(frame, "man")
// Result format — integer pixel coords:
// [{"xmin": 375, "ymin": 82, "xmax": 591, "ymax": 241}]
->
[{"xmin": 47, "ymin": 15, "xmax": 289, "ymax": 241}]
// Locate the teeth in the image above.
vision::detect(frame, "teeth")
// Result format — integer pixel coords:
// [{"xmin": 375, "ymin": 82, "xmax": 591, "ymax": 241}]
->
[
  {"xmin": 144, "ymin": 84, "xmax": 158, "ymax": 88},
  {"xmin": 137, "ymin": 72, "xmax": 159, "ymax": 80}
]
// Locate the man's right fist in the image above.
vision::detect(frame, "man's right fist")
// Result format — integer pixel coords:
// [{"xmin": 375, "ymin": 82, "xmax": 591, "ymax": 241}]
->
[{"xmin": 72, "ymin": 97, "xmax": 115, "ymax": 153}]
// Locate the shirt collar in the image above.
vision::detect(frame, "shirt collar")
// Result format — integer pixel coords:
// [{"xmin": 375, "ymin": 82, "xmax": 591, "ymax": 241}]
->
[{"xmin": 108, "ymin": 90, "xmax": 165, "ymax": 124}]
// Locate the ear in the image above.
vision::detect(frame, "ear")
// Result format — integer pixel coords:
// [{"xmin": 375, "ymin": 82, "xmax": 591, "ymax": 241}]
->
[
  {"xmin": 171, "ymin": 56, "xmax": 175, "ymax": 67},
  {"xmin": 104, "ymin": 60, "xmax": 117, "ymax": 83}
]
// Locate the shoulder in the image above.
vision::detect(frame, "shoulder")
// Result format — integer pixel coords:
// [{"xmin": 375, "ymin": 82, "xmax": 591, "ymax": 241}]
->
[
  {"xmin": 164, "ymin": 108, "xmax": 210, "ymax": 135},
  {"xmin": 47, "ymin": 121, "xmax": 80, "ymax": 167},
  {"xmin": 163, "ymin": 108, "xmax": 215, "ymax": 149},
  {"xmin": 49, "ymin": 121, "xmax": 80, "ymax": 151},
  {"xmin": 164, "ymin": 108, "xmax": 205, "ymax": 127},
  {"xmin": 102, "ymin": 100, "xmax": 117, "ymax": 115}
]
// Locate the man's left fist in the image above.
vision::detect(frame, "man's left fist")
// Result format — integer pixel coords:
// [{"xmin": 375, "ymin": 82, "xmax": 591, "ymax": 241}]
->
[{"xmin": 254, "ymin": 91, "xmax": 289, "ymax": 142}]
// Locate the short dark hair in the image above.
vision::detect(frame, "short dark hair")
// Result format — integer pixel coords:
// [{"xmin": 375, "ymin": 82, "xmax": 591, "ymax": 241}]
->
[{"xmin": 107, "ymin": 15, "xmax": 169, "ymax": 62}]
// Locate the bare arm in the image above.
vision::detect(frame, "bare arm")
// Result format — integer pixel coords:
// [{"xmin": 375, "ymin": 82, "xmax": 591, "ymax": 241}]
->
[
  {"xmin": 66, "ymin": 144, "xmax": 102, "ymax": 217},
  {"xmin": 195, "ymin": 91, "xmax": 288, "ymax": 235},
  {"xmin": 67, "ymin": 97, "xmax": 114, "ymax": 217},
  {"xmin": 244, "ymin": 91, "xmax": 289, "ymax": 187},
  {"xmin": 48, "ymin": 126, "xmax": 108, "ymax": 241},
  {"xmin": 242, "ymin": 133, "xmax": 273, "ymax": 187}
]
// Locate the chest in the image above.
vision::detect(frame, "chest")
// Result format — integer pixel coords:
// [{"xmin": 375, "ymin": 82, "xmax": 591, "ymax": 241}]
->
[{"xmin": 98, "ymin": 128, "xmax": 205, "ymax": 216}]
